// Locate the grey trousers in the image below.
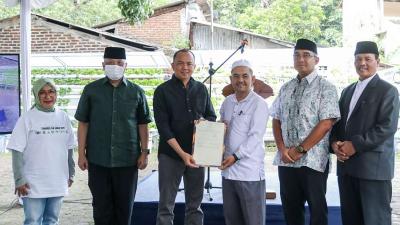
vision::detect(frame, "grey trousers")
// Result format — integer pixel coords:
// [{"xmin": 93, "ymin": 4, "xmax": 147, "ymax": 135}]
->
[
  {"xmin": 222, "ymin": 178, "xmax": 266, "ymax": 225},
  {"xmin": 338, "ymin": 175, "xmax": 392, "ymax": 225},
  {"xmin": 156, "ymin": 154, "xmax": 205, "ymax": 225}
]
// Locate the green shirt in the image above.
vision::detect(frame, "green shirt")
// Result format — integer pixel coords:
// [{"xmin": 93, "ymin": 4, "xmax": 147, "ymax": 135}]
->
[{"xmin": 75, "ymin": 77, "xmax": 151, "ymax": 168}]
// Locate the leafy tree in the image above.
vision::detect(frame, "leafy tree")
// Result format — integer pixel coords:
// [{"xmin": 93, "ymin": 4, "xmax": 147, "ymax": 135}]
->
[
  {"xmin": 0, "ymin": 0, "xmax": 342, "ymax": 46},
  {"xmin": 0, "ymin": 2, "xmax": 19, "ymax": 19},
  {"xmin": 38, "ymin": 0, "xmax": 122, "ymax": 26},
  {"xmin": 0, "ymin": 0, "xmax": 171, "ymax": 27},
  {"xmin": 213, "ymin": 0, "xmax": 261, "ymax": 26},
  {"xmin": 318, "ymin": 0, "xmax": 342, "ymax": 46},
  {"xmin": 118, "ymin": 0, "xmax": 153, "ymax": 25},
  {"xmin": 237, "ymin": 0, "xmax": 325, "ymax": 44},
  {"xmin": 0, "ymin": 0, "xmax": 122, "ymax": 27},
  {"xmin": 215, "ymin": 0, "xmax": 342, "ymax": 47}
]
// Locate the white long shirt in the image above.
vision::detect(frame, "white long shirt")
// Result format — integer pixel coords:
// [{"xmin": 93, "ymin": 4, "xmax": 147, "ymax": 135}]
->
[
  {"xmin": 347, "ymin": 74, "xmax": 377, "ymax": 121},
  {"xmin": 220, "ymin": 91, "xmax": 269, "ymax": 181}
]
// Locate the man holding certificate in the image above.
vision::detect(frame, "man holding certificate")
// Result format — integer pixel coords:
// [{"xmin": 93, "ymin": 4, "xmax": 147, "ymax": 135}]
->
[
  {"xmin": 153, "ymin": 49, "xmax": 217, "ymax": 225},
  {"xmin": 219, "ymin": 59, "xmax": 269, "ymax": 225}
]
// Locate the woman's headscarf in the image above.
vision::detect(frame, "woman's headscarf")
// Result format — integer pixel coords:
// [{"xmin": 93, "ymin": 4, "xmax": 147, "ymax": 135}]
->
[{"xmin": 32, "ymin": 78, "xmax": 57, "ymax": 112}]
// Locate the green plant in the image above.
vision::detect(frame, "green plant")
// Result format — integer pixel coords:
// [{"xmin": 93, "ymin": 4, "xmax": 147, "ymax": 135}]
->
[
  {"xmin": 126, "ymin": 68, "xmax": 164, "ymax": 75},
  {"xmin": 58, "ymin": 87, "xmax": 72, "ymax": 96},
  {"xmin": 57, "ymin": 98, "xmax": 70, "ymax": 106},
  {"xmin": 51, "ymin": 78, "xmax": 95, "ymax": 86},
  {"xmin": 129, "ymin": 79, "xmax": 163, "ymax": 86},
  {"xmin": 170, "ymin": 34, "xmax": 190, "ymax": 49},
  {"xmin": 118, "ymin": 0, "xmax": 153, "ymax": 25},
  {"xmin": 144, "ymin": 89, "xmax": 155, "ymax": 96},
  {"xmin": 32, "ymin": 68, "xmax": 164, "ymax": 76},
  {"xmin": 32, "ymin": 76, "xmax": 164, "ymax": 87},
  {"xmin": 148, "ymin": 122, "xmax": 157, "ymax": 129}
]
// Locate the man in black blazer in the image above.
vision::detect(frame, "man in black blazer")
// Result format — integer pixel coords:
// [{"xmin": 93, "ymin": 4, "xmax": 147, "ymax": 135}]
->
[{"xmin": 330, "ymin": 41, "xmax": 400, "ymax": 225}]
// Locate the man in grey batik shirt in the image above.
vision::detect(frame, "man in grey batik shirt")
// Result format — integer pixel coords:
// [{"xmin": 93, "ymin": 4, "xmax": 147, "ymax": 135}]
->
[{"xmin": 271, "ymin": 39, "xmax": 340, "ymax": 225}]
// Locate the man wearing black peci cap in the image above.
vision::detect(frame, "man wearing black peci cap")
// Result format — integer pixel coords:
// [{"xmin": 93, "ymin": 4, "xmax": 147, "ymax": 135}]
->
[
  {"xmin": 75, "ymin": 47, "xmax": 152, "ymax": 225},
  {"xmin": 330, "ymin": 41, "xmax": 399, "ymax": 225},
  {"xmin": 271, "ymin": 39, "xmax": 340, "ymax": 225}
]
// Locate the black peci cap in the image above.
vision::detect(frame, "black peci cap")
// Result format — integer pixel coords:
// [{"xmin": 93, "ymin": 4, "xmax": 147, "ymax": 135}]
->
[
  {"xmin": 104, "ymin": 47, "xmax": 126, "ymax": 59},
  {"xmin": 295, "ymin": 38, "xmax": 318, "ymax": 54},
  {"xmin": 354, "ymin": 41, "xmax": 379, "ymax": 56}
]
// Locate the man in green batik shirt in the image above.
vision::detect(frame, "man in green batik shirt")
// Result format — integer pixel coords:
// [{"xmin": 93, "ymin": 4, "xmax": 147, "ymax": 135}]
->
[{"xmin": 75, "ymin": 47, "xmax": 152, "ymax": 225}]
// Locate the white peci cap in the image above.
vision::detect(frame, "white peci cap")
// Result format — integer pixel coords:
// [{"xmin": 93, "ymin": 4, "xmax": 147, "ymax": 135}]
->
[{"xmin": 231, "ymin": 59, "xmax": 252, "ymax": 70}]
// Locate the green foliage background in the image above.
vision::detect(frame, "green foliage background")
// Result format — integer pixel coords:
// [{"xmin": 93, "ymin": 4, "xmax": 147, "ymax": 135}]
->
[
  {"xmin": 214, "ymin": 0, "xmax": 342, "ymax": 46},
  {"xmin": 0, "ymin": 0, "xmax": 168, "ymax": 27},
  {"xmin": 0, "ymin": 0, "xmax": 342, "ymax": 46}
]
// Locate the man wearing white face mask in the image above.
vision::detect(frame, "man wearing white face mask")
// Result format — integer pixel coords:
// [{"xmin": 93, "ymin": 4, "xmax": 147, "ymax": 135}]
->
[
  {"xmin": 104, "ymin": 63, "xmax": 126, "ymax": 80},
  {"xmin": 75, "ymin": 47, "xmax": 152, "ymax": 225}
]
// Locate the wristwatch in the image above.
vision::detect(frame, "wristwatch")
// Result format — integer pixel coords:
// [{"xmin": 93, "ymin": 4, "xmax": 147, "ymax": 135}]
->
[
  {"xmin": 232, "ymin": 153, "xmax": 240, "ymax": 162},
  {"xmin": 141, "ymin": 148, "xmax": 151, "ymax": 155},
  {"xmin": 295, "ymin": 145, "xmax": 306, "ymax": 154}
]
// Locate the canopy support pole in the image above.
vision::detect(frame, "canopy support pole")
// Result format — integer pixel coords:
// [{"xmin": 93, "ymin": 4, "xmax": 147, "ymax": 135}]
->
[{"xmin": 20, "ymin": 0, "xmax": 32, "ymax": 112}]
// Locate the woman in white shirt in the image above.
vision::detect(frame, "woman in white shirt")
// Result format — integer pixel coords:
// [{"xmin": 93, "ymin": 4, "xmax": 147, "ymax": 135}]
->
[{"xmin": 7, "ymin": 78, "xmax": 76, "ymax": 225}]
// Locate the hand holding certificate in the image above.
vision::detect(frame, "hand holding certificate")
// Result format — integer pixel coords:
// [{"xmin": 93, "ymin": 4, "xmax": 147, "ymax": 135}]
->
[{"xmin": 192, "ymin": 121, "xmax": 225, "ymax": 167}]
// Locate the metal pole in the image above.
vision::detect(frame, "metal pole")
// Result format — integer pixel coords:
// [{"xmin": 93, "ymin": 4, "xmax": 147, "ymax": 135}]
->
[
  {"xmin": 20, "ymin": 0, "xmax": 32, "ymax": 112},
  {"xmin": 204, "ymin": 0, "xmax": 217, "ymax": 201},
  {"xmin": 210, "ymin": 0, "xmax": 214, "ymax": 51}
]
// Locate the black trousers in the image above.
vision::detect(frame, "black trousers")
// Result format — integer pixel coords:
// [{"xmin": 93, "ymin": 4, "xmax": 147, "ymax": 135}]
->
[
  {"xmin": 88, "ymin": 163, "xmax": 138, "ymax": 225},
  {"xmin": 278, "ymin": 165, "xmax": 329, "ymax": 225},
  {"xmin": 338, "ymin": 175, "xmax": 392, "ymax": 225}
]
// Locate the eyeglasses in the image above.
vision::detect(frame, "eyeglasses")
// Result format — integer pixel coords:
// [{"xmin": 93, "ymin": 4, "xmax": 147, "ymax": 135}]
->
[
  {"xmin": 293, "ymin": 53, "xmax": 316, "ymax": 60},
  {"xmin": 38, "ymin": 89, "xmax": 56, "ymax": 98},
  {"xmin": 175, "ymin": 62, "xmax": 195, "ymax": 67},
  {"xmin": 231, "ymin": 74, "xmax": 251, "ymax": 80}
]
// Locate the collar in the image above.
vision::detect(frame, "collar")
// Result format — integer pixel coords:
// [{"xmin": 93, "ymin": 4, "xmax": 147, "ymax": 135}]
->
[
  {"xmin": 171, "ymin": 74, "xmax": 194, "ymax": 87},
  {"xmin": 233, "ymin": 90, "xmax": 255, "ymax": 103},
  {"xmin": 296, "ymin": 70, "xmax": 318, "ymax": 84},
  {"xmin": 357, "ymin": 73, "xmax": 376, "ymax": 86},
  {"xmin": 102, "ymin": 76, "xmax": 127, "ymax": 86}
]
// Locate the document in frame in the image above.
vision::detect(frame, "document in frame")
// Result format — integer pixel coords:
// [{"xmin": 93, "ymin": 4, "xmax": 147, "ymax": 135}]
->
[{"xmin": 193, "ymin": 121, "xmax": 225, "ymax": 167}]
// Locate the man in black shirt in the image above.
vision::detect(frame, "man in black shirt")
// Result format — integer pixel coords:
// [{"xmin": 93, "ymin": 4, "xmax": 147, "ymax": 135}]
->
[{"xmin": 153, "ymin": 49, "xmax": 216, "ymax": 225}]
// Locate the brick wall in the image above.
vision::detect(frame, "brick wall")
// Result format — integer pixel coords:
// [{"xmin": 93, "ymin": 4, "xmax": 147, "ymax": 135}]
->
[
  {"xmin": 116, "ymin": 9, "xmax": 184, "ymax": 47},
  {"xmin": 0, "ymin": 19, "xmax": 109, "ymax": 54}
]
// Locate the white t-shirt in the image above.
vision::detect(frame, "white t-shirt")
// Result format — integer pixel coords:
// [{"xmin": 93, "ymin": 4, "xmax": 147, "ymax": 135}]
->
[{"xmin": 7, "ymin": 108, "xmax": 76, "ymax": 198}]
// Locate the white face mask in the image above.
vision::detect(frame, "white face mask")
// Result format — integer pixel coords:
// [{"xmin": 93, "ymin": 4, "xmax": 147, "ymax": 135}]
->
[{"xmin": 104, "ymin": 65, "xmax": 125, "ymax": 80}]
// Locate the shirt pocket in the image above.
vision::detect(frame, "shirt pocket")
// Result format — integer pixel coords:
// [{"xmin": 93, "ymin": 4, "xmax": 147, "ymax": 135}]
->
[{"xmin": 120, "ymin": 102, "xmax": 138, "ymax": 120}]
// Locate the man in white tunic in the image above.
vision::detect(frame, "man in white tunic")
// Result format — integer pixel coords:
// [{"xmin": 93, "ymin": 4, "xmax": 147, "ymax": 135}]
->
[{"xmin": 219, "ymin": 59, "xmax": 269, "ymax": 225}]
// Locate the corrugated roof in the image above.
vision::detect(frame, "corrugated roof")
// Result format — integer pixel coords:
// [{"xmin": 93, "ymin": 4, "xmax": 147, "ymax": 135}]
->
[{"xmin": 190, "ymin": 19, "xmax": 295, "ymax": 48}]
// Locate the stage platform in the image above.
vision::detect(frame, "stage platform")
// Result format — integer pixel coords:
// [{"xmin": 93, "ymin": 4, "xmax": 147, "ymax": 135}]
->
[{"xmin": 132, "ymin": 170, "xmax": 342, "ymax": 225}]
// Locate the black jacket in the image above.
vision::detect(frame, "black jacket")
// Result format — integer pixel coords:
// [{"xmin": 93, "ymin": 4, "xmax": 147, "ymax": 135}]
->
[
  {"xmin": 153, "ymin": 75, "xmax": 216, "ymax": 160},
  {"xmin": 330, "ymin": 75, "xmax": 399, "ymax": 180}
]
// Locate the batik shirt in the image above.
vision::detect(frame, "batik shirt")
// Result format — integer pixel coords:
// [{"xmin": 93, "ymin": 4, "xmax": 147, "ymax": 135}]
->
[{"xmin": 271, "ymin": 70, "xmax": 340, "ymax": 172}]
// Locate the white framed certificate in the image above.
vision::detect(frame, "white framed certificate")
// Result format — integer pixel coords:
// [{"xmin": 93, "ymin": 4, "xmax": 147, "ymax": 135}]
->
[{"xmin": 193, "ymin": 121, "xmax": 225, "ymax": 167}]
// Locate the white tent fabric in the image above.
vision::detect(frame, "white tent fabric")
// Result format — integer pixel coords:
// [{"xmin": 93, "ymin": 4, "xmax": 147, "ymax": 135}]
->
[
  {"xmin": 30, "ymin": 52, "xmax": 170, "ymax": 69},
  {"xmin": 4, "ymin": 0, "xmax": 56, "ymax": 8}
]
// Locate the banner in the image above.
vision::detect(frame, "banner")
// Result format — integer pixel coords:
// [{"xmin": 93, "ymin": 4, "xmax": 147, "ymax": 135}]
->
[{"xmin": 0, "ymin": 54, "xmax": 20, "ymax": 134}]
